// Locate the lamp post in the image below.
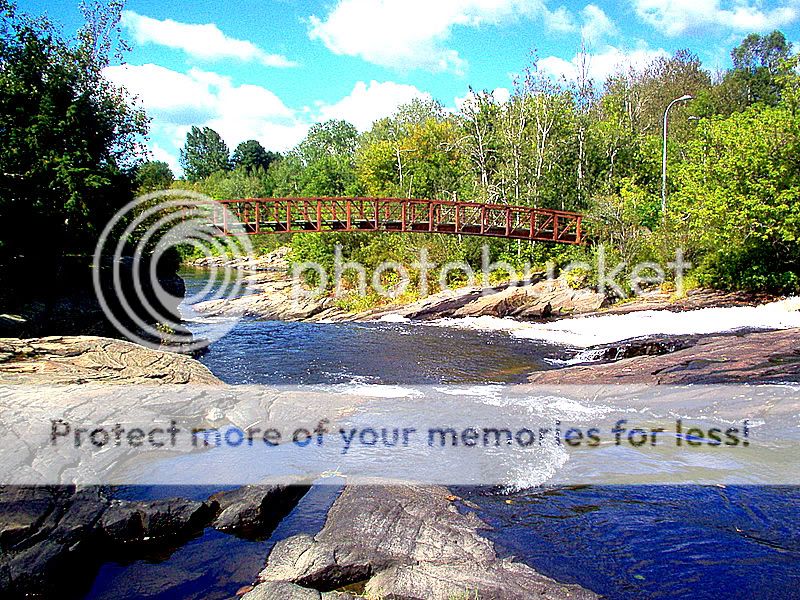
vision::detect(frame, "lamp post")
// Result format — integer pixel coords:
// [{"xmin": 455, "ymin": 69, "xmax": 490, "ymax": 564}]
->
[{"xmin": 661, "ymin": 94, "xmax": 693, "ymax": 215}]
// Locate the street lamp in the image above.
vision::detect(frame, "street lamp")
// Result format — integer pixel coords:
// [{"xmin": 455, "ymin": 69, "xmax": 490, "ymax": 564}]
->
[{"xmin": 661, "ymin": 94, "xmax": 693, "ymax": 215}]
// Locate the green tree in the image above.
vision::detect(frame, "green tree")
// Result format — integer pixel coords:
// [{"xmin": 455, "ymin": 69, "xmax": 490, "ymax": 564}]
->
[
  {"xmin": 135, "ymin": 160, "xmax": 173, "ymax": 193},
  {"xmin": 671, "ymin": 104, "xmax": 800, "ymax": 292},
  {"xmin": 232, "ymin": 139, "xmax": 279, "ymax": 173},
  {"xmin": 725, "ymin": 31, "xmax": 793, "ymax": 108},
  {"xmin": 298, "ymin": 120, "xmax": 358, "ymax": 164},
  {"xmin": 179, "ymin": 126, "xmax": 231, "ymax": 181},
  {"xmin": 0, "ymin": 0, "xmax": 147, "ymax": 292}
]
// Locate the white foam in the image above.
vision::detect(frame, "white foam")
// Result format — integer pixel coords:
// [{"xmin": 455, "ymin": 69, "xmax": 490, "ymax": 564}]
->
[
  {"xmin": 377, "ymin": 313, "xmax": 410, "ymax": 323},
  {"xmin": 428, "ymin": 298, "xmax": 800, "ymax": 348}
]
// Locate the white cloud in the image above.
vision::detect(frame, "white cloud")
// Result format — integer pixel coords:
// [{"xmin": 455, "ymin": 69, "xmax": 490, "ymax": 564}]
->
[
  {"xmin": 150, "ymin": 142, "xmax": 182, "ymax": 175},
  {"xmin": 104, "ymin": 64, "xmax": 309, "ymax": 172},
  {"xmin": 317, "ymin": 81, "xmax": 433, "ymax": 131},
  {"xmin": 539, "ymin": 45, "xmax": 669, "ymax": 83},
  {"xmin": 581, "ymin": 4, "xmax": 617, "ymax": 46},
  {"xmin": 105, "ymin": 64, "xmax": 441, "ymax": 173},
  {"xmin": 632, "ymin": 0, "xmax": 799, "ymax": 37},
  {"xmin": 307, "ymin": 0, "xmax": 576, "ymax": 73},
  {"xmin": 121, "ymin": 11, "xmax": 297, "ymax": 67}
]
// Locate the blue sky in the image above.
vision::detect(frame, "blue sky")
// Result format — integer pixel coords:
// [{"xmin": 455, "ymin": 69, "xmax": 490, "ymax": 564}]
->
[{"xmin": 20, "ymin": 0, "xmax": 800, "ymax": 174}]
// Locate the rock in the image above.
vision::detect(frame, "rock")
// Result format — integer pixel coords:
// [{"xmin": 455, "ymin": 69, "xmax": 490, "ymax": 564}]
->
[
  {"xmin": 210, "ymin": 483, "xmax": 311, "ymax": 535},
  {"xmin": 193, "ymin": 247, "xmax": 291, "ymax": 274},
  {"xmin": 241, "ymin": 580, "xmax": 355, "ymax": 600},
  {"xmin": 0, "ymin": 336, "xmax": 221, "ymax": 385},
  {"xmin": 529, "ymin": 328, "xmax": 800, "ymax": 385},
  {"xmin": 452, "ymin": 278, "xmax": 607, "ymax": 320},
  {"xmin": 592, "ymin": 287, "xmax": 775, "ymax": 316},
  {"xmin": 256, "ymin": 484, "xmax": 596, "ymax": 600},
  {"xmin": 195, "ymin": 279, "xmax": 334, "ymax": 321},
  {"xmin": 0, "ymin": 338, "xmax": 228, "ymax": 597},
  {"xmin": 0, "ymin": 483, "xmax": 316, "ymax": 597},
  {"xmin": 99, "ymin": 498, "xmax": 216, "ymax": 544},
  {"xmin": 0, "ymin": 486, "xmax": 108, "ymax": 596}
]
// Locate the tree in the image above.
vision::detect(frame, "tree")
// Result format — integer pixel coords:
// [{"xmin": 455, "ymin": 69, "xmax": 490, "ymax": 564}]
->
[
  {"xmin": 179, "ymin": 126, "xmax": 231, "ymax": 181},
  {"xmin": 135, "ymin": 160, "xmax": 173, "ymax": 193},
  {"xmin": 298, "ymin": 120, "xmax": 358, "ymax": 164},
  {"xmin": 726, "ymin": 30, "xmax": 793, "ymax": 108},
  {"xmin": 671, "ymin": 104, "xmax": 800, "ymax": 292},
  {"xmin": 457, "ymin": 88, "xmax": 500, "ymax": 200},
  {"xmin": 0, "ymin": 0, "xmax": 147, "ymax": 292},
  {"xmin": 232, "ymin": 139, "xmax": 279, "ymax": 173}
]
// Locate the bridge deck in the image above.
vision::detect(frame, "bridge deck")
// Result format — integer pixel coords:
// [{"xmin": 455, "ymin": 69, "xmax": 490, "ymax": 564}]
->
[{"xmin": 206, "ymin": 197, "xmax": 583, "ymax": 244}]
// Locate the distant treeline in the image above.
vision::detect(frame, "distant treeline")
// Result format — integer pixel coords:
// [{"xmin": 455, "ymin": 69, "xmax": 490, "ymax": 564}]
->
[{"xmin": 1, "ymin": 0, "xmax": 798, "ymax": 309}]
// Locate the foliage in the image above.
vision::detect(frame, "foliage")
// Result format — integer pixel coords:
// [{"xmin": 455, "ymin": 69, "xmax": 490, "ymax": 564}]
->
[
  {"xmin": 180, "ymin": 126, "xmax": 231, "ymax": 182},
  {"xmin": 135, "ymin": 160, "xmax": 173, "ymax": 193},
  {"xmin": 232, "ymin": 139, "xmax": 279, "ymax": 173},
  {"xmin": 670, "ymin": 102, "xmax": 800, "ymax": 292},
  {"xmin": 0, "ymin": 0, "xmax": 147, "ymax": 292}
]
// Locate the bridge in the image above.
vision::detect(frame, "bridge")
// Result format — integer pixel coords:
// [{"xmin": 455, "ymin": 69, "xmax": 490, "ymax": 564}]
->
[{"xmin": 206, "ymin": 197, "xmax": 584, "ymax": 244}]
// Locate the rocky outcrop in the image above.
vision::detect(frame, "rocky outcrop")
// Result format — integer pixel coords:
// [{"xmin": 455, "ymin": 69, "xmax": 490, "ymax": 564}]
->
[
  {"xmin": 99, "ymin": 497, "xmax": 216, "ymax": 545},
  {"xmin": 195, "ymin": 278, "xmax": 339, "ymax": 321},
  {"xmin": 190, "ymin": 247, "xmax": 611, "ymax": 323},
  {"xmin": 0, "ymin": 336, "xmax": 220, "ymax": 385},
  {"xmin": 529, "ymin": 328, "xmax": 800, "ymax": 385},
  {"xmin": 323, "ymin": 278, "xmax": 607, "ymax": 324},
  {"xmin": 0, "ymin": 484, "xmax": 312, "ymax": 598},
  {"xmin": 451, "ymin": 278, "xmax": 607, "ymax": 319},
  {"xmin": 211, "ymin": 483, "xmax": 311, "ymax": 536},
  {"xmin": 591, "ymin": 287, "xmax": 774, "ymax": 316},
  {"xmin": 253, "ymin": 484, "xmax": 596, "ymax": 600},
  {"xmin": 0, "ymin": 337, "xmax": 317, "ymax": 597},
  {"xmin": 192, "ymin": 246, "xmax": 291, "ymax": 274},
  {"xmin": 191, "ymin": 247, "xmax": 344, "ymax": 321},
  {"xmin": 241, "ymin": 581, "xmax": 356, "ymax": 600}
]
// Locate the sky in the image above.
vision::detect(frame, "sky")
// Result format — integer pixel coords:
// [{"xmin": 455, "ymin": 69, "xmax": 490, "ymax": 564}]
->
[{"xmin": 20, "ymin": 0, "xmax": 800, "ymax": 175}]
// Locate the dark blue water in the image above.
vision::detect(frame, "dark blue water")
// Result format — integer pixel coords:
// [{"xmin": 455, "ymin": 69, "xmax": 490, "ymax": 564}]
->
[
  {"xmin": 458, "ymin": 485, "xmax": 800, "ymax": 599},
  {"xmin": 85, "ymin": 270, "xmax": 800, "ymax": 599}
]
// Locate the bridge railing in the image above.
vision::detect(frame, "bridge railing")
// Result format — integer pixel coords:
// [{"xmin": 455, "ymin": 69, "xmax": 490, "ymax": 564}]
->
[{"xmin": 203, "ymin": 197, "xmax": 583, "ymax": 244}]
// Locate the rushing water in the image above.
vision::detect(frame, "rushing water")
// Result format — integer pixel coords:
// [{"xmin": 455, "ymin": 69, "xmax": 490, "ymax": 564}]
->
[{"xmin": 84, "ymin": 270, "xmax": 800, "ymax": 599}]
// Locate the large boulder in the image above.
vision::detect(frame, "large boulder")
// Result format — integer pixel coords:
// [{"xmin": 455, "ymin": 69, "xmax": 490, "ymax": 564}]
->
[
  {"xmin": 528, "ymin": 328, "xmax": 800, "ymax": 385},
  {"xmin": 211, "ymin": 483, "xmax": 310, "ymax": 535},
  {"xmin": 255, "ymin": 484, "xmax": 596, "ymax": 600},
  {"xmin": 0, "ymin": 336, "xmax": 220, "ymax": 385},
  {"xmin": 453, "ymin": 278, "xmax": 607, "ymax": 320}
]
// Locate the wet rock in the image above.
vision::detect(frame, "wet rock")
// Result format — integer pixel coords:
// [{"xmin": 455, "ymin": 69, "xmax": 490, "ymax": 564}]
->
[
  {"xmin": 530, "ymin": 328, "xmax": 800, "ymax": 384},
  {"xmin": 195, "ymin": 279, "xmax": 334, "ymax": 321},
  {"xmin": 241, "ymin": 580, "xmax": 356, "ymax": 600},
  {"xmin": 0, "ymin": 486, "xmax": 108, "ymax": 597},
  {"xmin": 100, "ymin": 498, "xmax": 215, "ymax": 544},
  {"xmin": 210, "ymin": 483, "xmax": 311, "ymax": 535},
  {"xmin": 0, "ymin": 336, "xmax": 221, "ymax": 385},
  {"xmin": 256, "ymin": 484, "xmax": 596, "ymax": 600}
]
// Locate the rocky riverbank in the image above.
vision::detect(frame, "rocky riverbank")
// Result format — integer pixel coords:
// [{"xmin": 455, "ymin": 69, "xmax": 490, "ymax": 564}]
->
[
  {"xmin": 245, "ymin": 484, "xmax": 596, "ymax": 600},
  {"xmin": 528, "ymin": 327, "xmax": 800, "ymax": 385},
  {"xmin": 189, "ymin": 247, "xmax": 775, "ymax": 325}
]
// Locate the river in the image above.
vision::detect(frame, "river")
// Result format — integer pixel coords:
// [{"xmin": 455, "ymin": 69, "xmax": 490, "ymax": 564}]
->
[{"xmin": 84, "ymin": 269, "xmax": 800, "ymax": 599}]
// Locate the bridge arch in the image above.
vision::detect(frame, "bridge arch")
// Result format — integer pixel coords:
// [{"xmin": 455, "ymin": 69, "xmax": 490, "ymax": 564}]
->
[{"xmin": 207, "ymin": 197, "xmax": 583, "ymax": 244}]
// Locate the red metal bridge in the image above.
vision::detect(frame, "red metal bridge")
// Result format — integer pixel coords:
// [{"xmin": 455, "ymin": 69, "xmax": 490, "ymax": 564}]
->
[{"xmin": 208, "ymin": 197, "xmax": 584, "ymax": 244}]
